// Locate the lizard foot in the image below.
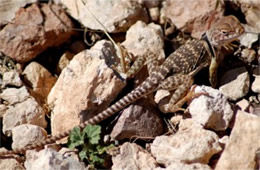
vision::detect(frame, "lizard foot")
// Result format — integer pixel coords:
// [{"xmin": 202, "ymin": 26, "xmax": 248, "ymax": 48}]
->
[
  {"xmin": 167, "ymin": 85, "xmax": 209, "ymax": 113},
  {"xmin": 186, "ymin": 85, "xmax": 209, "ymax": 104}
]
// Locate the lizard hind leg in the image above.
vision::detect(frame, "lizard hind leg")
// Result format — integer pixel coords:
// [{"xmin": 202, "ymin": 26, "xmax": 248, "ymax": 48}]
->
[
  {"xmin": 157, "ymin": 74, "xmax": 194, "ymax": 113},
  {"xmin": 170, "ymin": 85, "xmax": 209, "ymax": 113}
]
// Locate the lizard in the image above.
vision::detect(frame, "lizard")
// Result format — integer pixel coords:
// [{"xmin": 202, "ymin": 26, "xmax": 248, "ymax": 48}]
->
[{"xmin": 0, "ymin": 15, "xmax": 244, "ymax": 156}]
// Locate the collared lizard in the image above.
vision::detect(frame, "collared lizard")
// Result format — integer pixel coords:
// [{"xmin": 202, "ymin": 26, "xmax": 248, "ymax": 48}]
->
[{"xmin": 0, "ymin": 15, "xmax": 244, "ymax": 156}]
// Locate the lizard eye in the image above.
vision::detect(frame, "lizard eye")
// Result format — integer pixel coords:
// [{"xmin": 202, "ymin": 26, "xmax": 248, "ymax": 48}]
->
[{"xmin": 221, "ymin": 30, "xmax": 229, "ymax": 35}]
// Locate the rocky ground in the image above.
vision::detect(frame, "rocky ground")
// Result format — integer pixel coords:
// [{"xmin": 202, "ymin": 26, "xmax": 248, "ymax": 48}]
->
[{"xmin": 0, "ymin": 0, "xmax": 259, "ymax": 169}]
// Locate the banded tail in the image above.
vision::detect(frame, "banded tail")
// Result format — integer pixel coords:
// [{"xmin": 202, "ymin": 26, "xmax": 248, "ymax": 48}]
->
[{"xmin": 0, "ymin": 77, "xmax": 158, "ymax": 156}]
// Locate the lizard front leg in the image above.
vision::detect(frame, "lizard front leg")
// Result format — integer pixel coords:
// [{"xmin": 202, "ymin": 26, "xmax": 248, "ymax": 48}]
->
[{"xmin": 125, "ymin": 52, "xmax": 161, "ymax": 79}]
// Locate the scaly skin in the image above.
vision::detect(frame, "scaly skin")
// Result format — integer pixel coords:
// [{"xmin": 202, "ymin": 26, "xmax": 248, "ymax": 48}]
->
[{"xmin": 0, "ymin": 15, "xmax": 244, "ymax": 157}]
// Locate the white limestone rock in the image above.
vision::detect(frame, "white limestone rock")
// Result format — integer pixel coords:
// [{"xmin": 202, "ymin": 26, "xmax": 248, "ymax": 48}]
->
[
  {"xmin": 219, "ymin": 67, "xmax": 250, "ymax": 101},
  {"xmin": 112, "ymin": 142, "xmax": 158, "ymax": 170},
  {"xmin": 134, "ymin": 0, "xmax": 161, "ymax": 8},
  {"xmin": 48, "ymin": 40, "xmax": 126, "ymax": 142},
  {"xmin": 2, "ymin": 70, "xmax": 22, "ymax": 87},
  {"xmin": 240, "ymin": 48, "xmax": 256, "ymax": 63},
  {"xmin": 23, "ymin": 62, "xmax": 57, "ymax": 103},
  {"xmin": 0, "ymin": 158, "xmax": 24, "ymax": 170},
  {"xmin": 239, "ymin": 25, "xmax": 259, "ymax": 48},
  {"xmin": 11, "ymin": 124, "xmax": 47, "ymax": 150},
  {"xmin": 56, "ymin": 51, "xmax": 75, "ymax": 74},
  {"xmin": 3, "ymin": 97, "xmax": 47, "ymax": 136},
  {"xmin": 122, "ymin": 21, "xmax": 165, "ymax": 63},
  {"xmin": 0, "ymin": 104, "xmax": 7, "ymax": 118},
  {"xmin": 151, "ymin": 119, "xmax": 221, "ymax": 166},
  {"xmin": 60, "ymin": 0, "xmax": 148, "ymax": 33},
  {"xmin": 215, "ymin": 110, "xmax": 260, "ymax": 170},
  {"xmin": 160, "ymin": 0, "xmax": 224, "ymax": 38},
  {"xmin": 188, "ymin": 85, "xmax": 234, "ymax": 131},
  {"xmin": 0, "ymin": 86, "xmax": 30, "ymax": 105},
  {"xmin": 155, "ymin": 161, "xmax": 212, "ymax": 170},
  {"xmin": 252, "ymin": 75, "xmax": 260, "ymax": 93},
  {"xmin": 239, "ymin": 0, "xmax": 260, "ymax": 48},
  {"xmin": 236, "ymin": 98, "xmax": 250, "ymax": 111},
  {"xmin": 0, "ymin": 0, "xmax": 37, "ymax": 23},
  {"xmin": 25, "ymin": 148, "xmax": 86, "ymax": 170}
]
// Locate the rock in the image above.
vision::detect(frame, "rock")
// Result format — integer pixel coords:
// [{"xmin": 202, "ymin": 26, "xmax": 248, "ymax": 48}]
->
[
  {"xmin": 0, "ymin": 0, "xmax": 36, "ymax": 23},
  {"xmin": 110, "ymin": 102, "xmax": 164, "ymax": 140},
  {"xmin": 3, "ymin": 97, "xmax": 47, "ymax": 136},
  {"xmin": 240, "ymin": 0, "xmax": 260, "ymax": 32},
  {"xmin": 151, "ymin": 119, "xmax": 221, "ymax": 166},
  {"xmin": 219, "ymin": 67, "xmax": 250, "ymax": 101},
  {"xmin": 2, "ymin": 70, "xmax": 22, "ymax": 87},
  {"xmin": 219, "ymin": 136, "xmax": 229, "ymax": 146},
  {"xmin": 243, "ymin": 44, "xmax": 257, "ymax": 59},
  {"xmin": 239, "ymin": 25, "xmax": 259, "ymax": 48},
  {"xmin": 236, "ymin": 98, "xmax": 250, "ymax": 111},
  {"xmin": 178, "ymin": 118, "xmax": 204, "ymax": 130},
  {"xmin": 251, "ymin": 104, "xmax": 260, "ymax": 117},
  {"xmin": 256, "ymin": 149, "xmax": 260, "ymax": 170},
  {"xmin": 0, "ymin": 86, "xmax": 30, "ymax": 105},
  {"xmin": 112, "ymin": 142, "xmax": 158, "ymax": 170},
  {"xmin": 0, "ymin": 104, "xmax": 7, "ymax": 118},
  {"xmin": 160, "ymin": 0, "xmax": 224, "ymax": 38},
  {"xmin": 59, "ymin": 147, "xmax": 80, "ymax": 161},
  {"xmin": 0, "ymin": 158, "xmax": 24, "ymax": 170},
  {"xmin": 249, "ymin": 95, "xmax": 260, "ymax": 104},
  {"xmin": 122, "ymin": 21, "xmax": 165, "ymax": 64},
  {"xmin": 170, "ymin": 114, "xmax": 183, "ymax": 128},
  {"xmin": 149, "ymin": 7, "xmax": 160, "ymax": 22},
  {"xmin": 44, "ymin": 143, "xmax": 61, "ymax": 153},
  {"xmin": 56, "ymin": 51, "xmax": 75, "ymax": 74},
  {"xmin": 24, "ymin": 148, "xmax": 86, "ymax": 170},
  {"xmin": 155, "ymin": 161, "xmax": 212, "ymax": 170},
  {"xmin": 11, "ymin": 124, "xmax": 47, "ymax": 150},
  {"xmin": 154, "ymin": 89, "xmax": 170, "ymax": 106},
  {"xmin": 23, "ymin": 62, "xmax": 57, "ymax": 103},
  {"xmin": 238, "ymin": 0, "xmax": 260, "ymax": 48},
  {"xmin": 135, "ymin": 0, "xmax": 161, "ymax": 8},
  {"xmin": 48, "ymin": 40, "xmax": 125, "ymax": 142},
  {"xmin": 188, "ymin": 86, "xmax": 234, "ymax": 131},
  {"xmin": 215, "ymin": 110, "xmax": 260, "ymax": 170},
  {"xmin": 240, "ymin": 48, "xmax": 256, "ymax": 63},
  {"xmin": 252, "ymin": 75, "xmax": 260, "ymax": 93},
  {"xmin": 0, "ymin": 3, "xmax": 75, "ymax": 63},
  {"xmin": 61, "ymin": 0, "xmax": 148, "ymax": 33}
]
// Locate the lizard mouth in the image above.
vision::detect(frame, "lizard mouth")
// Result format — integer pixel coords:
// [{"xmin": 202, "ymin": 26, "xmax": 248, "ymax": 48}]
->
[{"xmin": 219, "ymin": 35, "xmax": 242, "ymax": 47}]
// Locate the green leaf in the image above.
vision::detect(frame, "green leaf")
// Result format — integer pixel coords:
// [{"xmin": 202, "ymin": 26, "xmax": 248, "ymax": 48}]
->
[
  {"xmin": 89, "ymin": 153, "xmax": 105, "ymax": 165},
  {"xmin": 79, "ymin": 149, "xmax": 88, "ymax": 161},
  {"xmin": 83, "ymin": 124, "xmax": 101, "ymax": 144},
  {"xmin": 67, "ymin": 124, "xmax": 111, "ymax": 168},
  {"xmin": 97, "ymin": 144, "xmax": 115, "ymax": 154},
  {"xmin": 68, "ymin": 127, "xmax": 84, "ymax": 149}
]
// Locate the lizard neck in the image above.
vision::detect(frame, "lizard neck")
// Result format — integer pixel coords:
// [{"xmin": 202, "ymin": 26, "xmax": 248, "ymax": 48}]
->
[{"xmin": 201, "ymin": 33, "xmax": 217, "ymax": 59}]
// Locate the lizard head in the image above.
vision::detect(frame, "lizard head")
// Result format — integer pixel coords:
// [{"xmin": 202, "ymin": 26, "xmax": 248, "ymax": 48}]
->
[
  {"xmin": 206, "ymin": 15, "xmax": 245, "ymax": 48},
  {"xmin": 205, "ymin": 15, "xmax": 244, "ymax": 88}
]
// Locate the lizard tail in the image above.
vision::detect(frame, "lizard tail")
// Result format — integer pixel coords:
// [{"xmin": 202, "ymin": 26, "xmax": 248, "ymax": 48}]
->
[{"xmin": 0, "ymin": 79, "xmax": 156, "ymax": 157}]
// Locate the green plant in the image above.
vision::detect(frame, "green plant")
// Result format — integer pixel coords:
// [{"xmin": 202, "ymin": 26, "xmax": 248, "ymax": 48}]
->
[{"xmin": 68, "ymin": 124, "xmax": 114, "ymax": 167}]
